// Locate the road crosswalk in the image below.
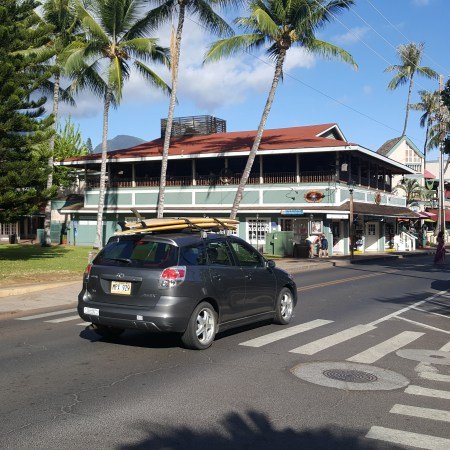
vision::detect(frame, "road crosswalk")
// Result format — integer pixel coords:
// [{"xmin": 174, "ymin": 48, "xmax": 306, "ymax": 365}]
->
[{"xmin": 14, "ymin": 306, "xmax": 450, "ymax": 449}]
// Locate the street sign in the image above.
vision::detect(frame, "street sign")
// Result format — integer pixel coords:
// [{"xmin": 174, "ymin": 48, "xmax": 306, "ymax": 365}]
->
[
  {"xmin": 326, "ymin": 214, "xmax": 348, "ymax": 219},
  {"xmin": 281, "ymin": 209, "xmax": 304, "ymax": 216}
]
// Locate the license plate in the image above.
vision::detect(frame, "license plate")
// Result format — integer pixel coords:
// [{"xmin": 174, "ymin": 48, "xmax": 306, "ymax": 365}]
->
[
  {"xmin": 111, "ymin": 281, "xmax": 132, "ymax": 295},
  {"xmin": 84, "ymin": 307, "xmax": 99, "ymax": 316}
]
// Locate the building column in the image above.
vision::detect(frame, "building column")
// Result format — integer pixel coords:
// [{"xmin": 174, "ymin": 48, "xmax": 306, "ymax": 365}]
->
[
  {"xmin": 296, "ymin": 154, "xmax": 300, "ymax": 183},
  {"xmin": 192, "ymin": 159, "xmax": 196, "ymax": 186},
  {"xmin": 335, "ymin": 152, "xmax": 340, "ymax": 181},
  {"xmin": 132, "ymin": 163, "xmax": 136, "ymax": 187},
  {"xmin": 259, "ymin": 155, "xmax": 264, "ymax": 184}
]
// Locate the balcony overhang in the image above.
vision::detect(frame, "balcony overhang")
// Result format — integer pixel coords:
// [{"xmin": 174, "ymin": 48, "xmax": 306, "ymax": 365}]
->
[{"xmin": 55, "ymin": 145, "xmax": 415, "ymax": 175}]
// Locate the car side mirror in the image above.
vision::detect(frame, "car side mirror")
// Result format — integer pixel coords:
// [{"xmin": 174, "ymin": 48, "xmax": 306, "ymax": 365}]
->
[{"xmin": 266, "ymin": 259, "xmax": 276, "ymax": 269}]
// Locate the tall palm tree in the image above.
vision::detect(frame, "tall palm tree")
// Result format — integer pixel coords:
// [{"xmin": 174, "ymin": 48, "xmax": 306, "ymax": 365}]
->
[
  {"xmin": 205, "ymin": 0, "xmax": 356, "ymax": 219},
  {"xmin": 385, "ymin": 42, "xmax": 438, "ymax": 136},
  {"xmin": 410, "ymin": 90, "xmax": 440, "ymax": 171},
  {"xmin": 65, "ymin": 0, "xmax": 171, "ymax": 248},
  {"xmin": 147, "ymin": 0, "xmax": 235, "ymax": 219},
  {"xmin": 39, "ymin": 0, "xmax": 79, "ymax": 245},
  {"xmin": 19, "ymin": 1, "xmax": 78, "ymax": 244}
]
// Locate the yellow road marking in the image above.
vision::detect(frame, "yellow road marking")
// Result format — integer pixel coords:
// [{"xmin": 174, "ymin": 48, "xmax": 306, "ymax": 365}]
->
[{"xmin": 297, "ymin": 272, "xmax": 383, "ymax": 292}]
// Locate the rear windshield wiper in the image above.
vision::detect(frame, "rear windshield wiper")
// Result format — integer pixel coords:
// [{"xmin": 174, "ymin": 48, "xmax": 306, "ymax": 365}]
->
[{"xmin": 106, "ymin": 257, "xmax": 133, "ymax": 264}]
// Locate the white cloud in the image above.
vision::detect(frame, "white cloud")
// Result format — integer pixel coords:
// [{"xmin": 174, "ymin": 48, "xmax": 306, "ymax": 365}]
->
[
  {"xmin": 412, "ymin": 0, "xmax": 431, "ymax": 6},
  {"xmin": 333, "ymin": 26, "xmax": 370, "ymax": 45},
  {"xmin": 57, "ymin": 17, "xmax": 317, "ymax": 117},
  {"xmin": 363, "ymin": 85, "xmax": 373, "ymax": 95}
]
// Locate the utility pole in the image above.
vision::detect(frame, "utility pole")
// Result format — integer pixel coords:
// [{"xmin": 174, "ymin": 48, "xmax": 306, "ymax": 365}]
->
[{"xmin": 438, "ymin": 75, "xmax": 446, "ymax": 235}]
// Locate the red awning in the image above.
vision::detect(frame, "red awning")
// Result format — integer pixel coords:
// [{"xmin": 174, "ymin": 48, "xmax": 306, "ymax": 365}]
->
[
  {"xmin": 418, "ymin": 211, "xmax": 437, "ymax": 219},
  {"xmin": 424, "ymin": 169, "xmax": 436, "ymax": 179},
  {"xmin": 427, "ymin": 209, "xmax": 450, "ymax": 221}
]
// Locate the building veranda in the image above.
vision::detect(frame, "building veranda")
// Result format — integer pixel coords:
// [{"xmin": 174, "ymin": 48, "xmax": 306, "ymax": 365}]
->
[{"xmin": 54, "ymin": 118, "xmax": 417, "ymax": 256}]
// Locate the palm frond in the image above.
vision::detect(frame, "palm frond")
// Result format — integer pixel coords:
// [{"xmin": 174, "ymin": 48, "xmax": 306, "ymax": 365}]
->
[
  {"xmin": 417, "ymin": 66, "xmax": 438, "ymax": 80},
  {"xmin": 305, "ymin": 38, "xmax": 357, "ymax": 69},
  {"xmin": 122, "ymin": 1, "xmax": 176, "ymax": 40},
  {"xmin": 387, "ymin": 72, "xmax": 408, "ymax": 90},
  {"xmin": 133, "ymin": 60, "xmax": 171, "ymax": 95},
  {"xmin": 204, "ymin": 34, "xmax": 266, "ymax": 63},
  {"xmin": 75, "ymin": 0, "xmax": 110, "ymax": 44},
  {"xmin": 192, "ymin": 0, "xmax": 234, "ymax": 37}
]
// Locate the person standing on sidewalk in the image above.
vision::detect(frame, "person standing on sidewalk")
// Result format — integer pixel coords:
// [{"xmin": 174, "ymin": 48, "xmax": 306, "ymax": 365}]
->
[
  {"xmin": 434, "ymin": 231, "xmax": 446, "ymax": 265},
  {"xmin": 319, "ymin": 234, "xmax": 329, "ymax": 258},
  {"xmin": 305, "ymin": 235, "xmax": 319, "ymax": 258}
]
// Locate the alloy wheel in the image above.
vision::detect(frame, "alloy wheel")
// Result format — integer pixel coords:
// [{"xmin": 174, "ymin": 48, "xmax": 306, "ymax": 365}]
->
[
  {"xmin": 196, "ymin": 308, "xmax": 215, "ymax": 344},
  {"xmin": 280, "ymin": 292, "xmax": 293, "ymax": 320}
]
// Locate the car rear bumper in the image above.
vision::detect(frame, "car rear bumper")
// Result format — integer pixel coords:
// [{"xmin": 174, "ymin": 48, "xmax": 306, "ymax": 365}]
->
[{"xmin": 78, "ymin": 289, "xmax": 195, "ymax": 333}]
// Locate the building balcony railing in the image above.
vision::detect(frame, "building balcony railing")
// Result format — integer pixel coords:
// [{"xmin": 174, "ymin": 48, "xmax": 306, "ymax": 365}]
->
[
  {"xmin": 86, "ymin": 171, "xmax": 338, "ymax": 189},
  {"xmin": 405, "ymin": 163, "xmax": 422, "ymax": 173}
]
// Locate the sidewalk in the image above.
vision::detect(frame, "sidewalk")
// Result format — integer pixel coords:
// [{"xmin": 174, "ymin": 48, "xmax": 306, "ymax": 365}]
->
[
  {"xmin": 274, "ymin": 249, "xmax": 434, "ymax": 274},
  {"xmin": 0, "ymin": 248, "xmax": 434, "ymax": 318}
]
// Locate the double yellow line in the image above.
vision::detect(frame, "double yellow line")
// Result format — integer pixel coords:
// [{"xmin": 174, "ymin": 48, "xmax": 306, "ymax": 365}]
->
[{"xmin": 297, "ymin": 272, "xmax": 383, "ymax": 292}]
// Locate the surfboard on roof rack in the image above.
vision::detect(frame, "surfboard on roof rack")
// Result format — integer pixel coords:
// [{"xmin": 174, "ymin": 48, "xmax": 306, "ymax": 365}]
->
[{"xmin": 116, "ymin": 210, "xmax": 239, "ymax": 235}]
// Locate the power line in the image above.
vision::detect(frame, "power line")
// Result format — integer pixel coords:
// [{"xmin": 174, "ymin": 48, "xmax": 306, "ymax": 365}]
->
[
  {"xmin": 310, "ymin": 0, "xmax": 434, "ymax": 93},
  {"xmin": 184, "ymin": 15, "xmax": 427, "ymax": 150},
  {"xmin": 364, "ymin": 0, "xmax": 450, "ymax": 75}
]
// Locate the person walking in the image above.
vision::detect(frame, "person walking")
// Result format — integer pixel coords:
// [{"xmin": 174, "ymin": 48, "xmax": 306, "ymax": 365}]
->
[
  {"xmin": 305, "ymin": 234, "xmax": 319, "ymax": 258},
  {"xmin": 434, "ymin": 231, "xmax": 446, "ymax": 265}
]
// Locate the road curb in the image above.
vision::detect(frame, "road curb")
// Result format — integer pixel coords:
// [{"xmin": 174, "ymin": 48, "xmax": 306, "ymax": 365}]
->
[{"xmin": 0, "ymin": 280, "xmax": 80, "ymax": 298}]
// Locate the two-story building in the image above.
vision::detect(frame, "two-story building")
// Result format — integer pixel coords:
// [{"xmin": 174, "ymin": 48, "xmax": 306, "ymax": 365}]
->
[{"xmin": 55, "ymin": 117, "xmax": 417, "ymax": 255}]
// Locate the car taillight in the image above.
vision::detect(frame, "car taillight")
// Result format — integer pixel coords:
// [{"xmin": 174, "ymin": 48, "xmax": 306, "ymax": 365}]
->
[
  {"xmin": 159, "ymin": 266, "xmax": 186, "ymax": 288},
  {"xmin": 84, "ymin": 263, "xmax": 92, "ymax": 281}
]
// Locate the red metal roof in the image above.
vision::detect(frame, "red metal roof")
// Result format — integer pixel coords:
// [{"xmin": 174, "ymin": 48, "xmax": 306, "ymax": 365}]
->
[
  {"xmin": 424, "ymin": 169, "xmax": 436, "ymax": 179},
  {"xmin": 65, "ymin": 123, "xmax": 350, "ymax": 162}
]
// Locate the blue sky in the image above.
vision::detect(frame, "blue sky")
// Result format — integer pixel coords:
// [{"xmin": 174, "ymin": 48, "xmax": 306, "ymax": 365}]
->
[{"xmin": 60, "ymin": 0, "xmax": 449, "ymax": 161}]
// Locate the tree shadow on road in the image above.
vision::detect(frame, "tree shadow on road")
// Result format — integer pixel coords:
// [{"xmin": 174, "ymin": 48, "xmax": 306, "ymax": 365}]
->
[{"xmin": 119, "ymin": 410, "xmax": 398, "ymax": 450}]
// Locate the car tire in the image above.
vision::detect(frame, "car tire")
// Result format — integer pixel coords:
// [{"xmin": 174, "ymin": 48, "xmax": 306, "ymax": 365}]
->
[
  {"xmin": 181, "ymin": 302, "xmax": 217, "ymax": 350},
  {"xmin": 273, "ymin": 287, "xmax": 294, "ymax": 325},
  {"xmin": 91, "ymin": 323, "xmax": 124, "ymax": 339}
]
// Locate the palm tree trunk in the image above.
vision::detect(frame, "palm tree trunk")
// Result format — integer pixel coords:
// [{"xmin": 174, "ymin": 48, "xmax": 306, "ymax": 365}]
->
[
  {"xmin": 94, "ymin": 88, "xmax": 112, "ymax": 249},
  {"xmin": 44, "ymin": 71, "xmax": 60, "ymax": 246},
  {"xmin": 423, "ymin": 118, "xmax": 431, "ymax": 173},
  {"xmin": 230, "ymin": 50, "xmax": 286, "ymax": 220},
  {"xmin": 402, "ymin": 75, "xmax": 414, "ymax": 136},
  {"xmin": 156, "ymin": 3, "xmax": 185, "ymax": 219}
]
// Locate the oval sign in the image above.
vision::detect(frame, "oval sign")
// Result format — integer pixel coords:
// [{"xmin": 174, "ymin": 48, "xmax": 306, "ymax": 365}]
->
[{"xmin": 304, "ymin": 191, "xmax": 325, "ymax": 203}]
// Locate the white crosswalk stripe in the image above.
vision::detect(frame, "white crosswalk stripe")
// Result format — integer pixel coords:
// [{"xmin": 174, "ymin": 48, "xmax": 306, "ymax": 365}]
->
[
  {"xmin": 366, "ymin": 426, "xmax": 450, "ymax": 449},
  {"xmin": 390, "ymin": 404, "xmax": 450, "ymax": 423},
  {"xmin": 289, "ymin": 324, "xmax": 376, "ymax": 355},
  {"xmin": 347, "ymin": 331, "xmax": 424, "ymax": 364},
  {"xmin": 405, "ymin": 385, "xmax": 450, "ymax": 400},
  {"xmin": 45, "ymin": 315, "xmax": 82, "ymax": 323},
  {"xmin": 16, "ymin": 309, "xmax": 77, "ymax": 321},
  {"xmin": 239, "ymin": 319, "xmax": 333, "ymax": 348}
]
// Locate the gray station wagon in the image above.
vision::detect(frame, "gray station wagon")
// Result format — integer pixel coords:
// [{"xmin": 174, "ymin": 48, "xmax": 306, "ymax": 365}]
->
[{"xmin": 78, "ymin": 232, "xmax": 297, "ymax": 349}]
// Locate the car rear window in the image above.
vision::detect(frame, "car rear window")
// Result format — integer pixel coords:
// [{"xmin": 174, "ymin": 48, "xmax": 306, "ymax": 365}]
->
[{"xmin": 95, "ymin": 238, "xmax": 179, "ymax": 268}]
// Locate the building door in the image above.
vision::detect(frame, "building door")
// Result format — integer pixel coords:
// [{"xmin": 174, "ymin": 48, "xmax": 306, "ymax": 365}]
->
[
  {"xmin": 332, "ymin": 220, "xmax": 344, "ymax": 254},
  {"xmin": 246, "ymin": 218, "xmax": 270, "ymax": 252},
  {"xmin": 365, "ymin": 222, "xmax": 379, "ymax": 251}
]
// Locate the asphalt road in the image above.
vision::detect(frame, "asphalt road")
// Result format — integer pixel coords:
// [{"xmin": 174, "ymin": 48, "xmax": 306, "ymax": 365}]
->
[{"xmin": 1, "ymin": 255, "xmax": 449, "ymax": 449}]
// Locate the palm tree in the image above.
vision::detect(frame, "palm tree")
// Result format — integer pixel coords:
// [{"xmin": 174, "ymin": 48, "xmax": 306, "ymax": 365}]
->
[
  {"xmin": 147, "ymin": 0, "xmax": 235, "ymax": 219},
  {"xmin": 205, "ymin": 0, "xmax": 356, "ymax": 219},
  {"xmin": 410, "ymin": 90, "xmax": 440, "ymax": 171},
  {"xmin": 385, "ymin": 42, "xmax": 438, "ymax": 136},
  {"xmin": 395, "ymin": 178, "xmax": 423, "ymax": 205},
  {"xmin": 65, "ymin": 0, "xmax": 171, "ymax": 248}
]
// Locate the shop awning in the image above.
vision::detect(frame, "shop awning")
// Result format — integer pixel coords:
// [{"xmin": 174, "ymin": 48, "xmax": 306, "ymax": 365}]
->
[
  {"xmin": 426, "ymin": 209, "xmax": 450, "ymax": 221},
  {"xmin": 418, "ymin": 211, "xmax": 437, "ymax": 219}
]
